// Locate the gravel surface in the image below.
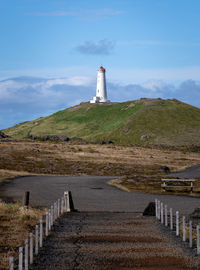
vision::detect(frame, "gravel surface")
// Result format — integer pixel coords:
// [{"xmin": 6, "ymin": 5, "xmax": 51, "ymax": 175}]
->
[
  {"xmin": 1, "ymin": 176, "xmax": 200, "ymax": 215},
  {"xmin": 30, "ymin": 212, "xmax": 199, "ymax": 270}
]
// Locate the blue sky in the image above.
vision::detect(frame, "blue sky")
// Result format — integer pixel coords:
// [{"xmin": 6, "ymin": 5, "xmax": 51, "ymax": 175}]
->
[{"xmin": 1, "ymin": 0, "xmax": 200, "ymax": 129}]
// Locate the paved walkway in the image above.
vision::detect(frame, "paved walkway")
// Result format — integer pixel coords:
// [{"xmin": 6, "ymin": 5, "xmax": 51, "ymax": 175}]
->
[
  {"xmin": 168, "ymin": 164, "xmax": 200, "ymax": 179},
  {"xmin": 1, "ymin": 176, "xmax": 200, "ymax": 215}
]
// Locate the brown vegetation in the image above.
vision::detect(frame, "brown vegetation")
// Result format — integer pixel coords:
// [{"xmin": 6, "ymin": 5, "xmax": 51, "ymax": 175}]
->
[
  {"xmin": 0, "ymin": 202, "xmax": 45, "ymax": 270},
  {"xmin": 0, "ymin": 140, "xmax": 200, "ymax": 194},
  {"xmin": 0, "ymin": 140, "xmax": 200, "ymax": 269}
]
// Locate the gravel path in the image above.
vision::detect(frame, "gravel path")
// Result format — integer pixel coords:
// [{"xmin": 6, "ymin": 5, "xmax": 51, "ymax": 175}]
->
[
  {"xmin": 1, "ymin": 176, "xmax": 200, "ymax": 215},
  {"xmin": 30, "ymin": 212, "xmax": 199, "ymax": 270}
]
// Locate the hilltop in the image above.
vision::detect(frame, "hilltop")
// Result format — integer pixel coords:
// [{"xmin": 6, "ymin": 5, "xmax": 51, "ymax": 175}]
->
[{"xmin": 3, "ymin": 98, "xmax": 200, "ymax": 146}]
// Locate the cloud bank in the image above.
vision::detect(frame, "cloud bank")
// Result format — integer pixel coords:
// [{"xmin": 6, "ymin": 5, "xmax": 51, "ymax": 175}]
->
[{"xmin": 0, "ymin": 76, "xmax": 200, "ymax": 129}]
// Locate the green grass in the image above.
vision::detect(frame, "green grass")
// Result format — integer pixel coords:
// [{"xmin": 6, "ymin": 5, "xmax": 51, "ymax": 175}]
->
[{"xmin": 3, "ymin": 98, "xmax": 200, "ymax": 146}]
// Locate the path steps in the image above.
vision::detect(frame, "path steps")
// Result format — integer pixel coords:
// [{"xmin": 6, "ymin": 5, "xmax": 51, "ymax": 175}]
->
[{"xmin": 30, "ymin": 212, "xmax": 199, "ymax": 270}]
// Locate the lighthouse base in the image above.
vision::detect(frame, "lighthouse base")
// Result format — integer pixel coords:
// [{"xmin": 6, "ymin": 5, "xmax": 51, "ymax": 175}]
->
[{"xmin": 90, "ymin": 96, "xmax": 110, "ymax": 103}]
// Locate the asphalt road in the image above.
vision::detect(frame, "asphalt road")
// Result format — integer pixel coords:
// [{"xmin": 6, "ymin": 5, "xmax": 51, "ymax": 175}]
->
[
  {"xmin": 168, "ymin": 164, "xmax": 200, "ymax": 179},
  {"xmin": 1, "ymin": 176, "xmax": 200, "ymax": 215}
]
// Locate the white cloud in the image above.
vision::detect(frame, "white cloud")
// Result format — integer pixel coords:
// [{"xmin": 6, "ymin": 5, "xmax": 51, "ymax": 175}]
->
[
  {"xmin": 2, "ymin": 65, "xmax": 200, "ymax": 84},
  {"xmin": 45, "ymin": 76, "xmax": 94, "ymax": 87},
  {"xmin": 141, "ymin": 80, "xmax": 169, "ymax": 92}
]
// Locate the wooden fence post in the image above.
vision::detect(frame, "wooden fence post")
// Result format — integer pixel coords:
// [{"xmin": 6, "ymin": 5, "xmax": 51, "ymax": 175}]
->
[
  {"xmin": 165, "ymin": 205, "xmax": 168, "ymax": 226},
  {"xmin": 53, "ymin": 202, "xmax": 56, "ymax": 222},
  {"xmin": 189, "ymin": 220, "xmax": 193, "ymax": 248},
  {"xmin": 170, "ymin": 208, "xmax": 173, "ymax": 230},
  {"xmin": 45, "ymin": 212, "xmax": 49, "ymax": 236},
  {"xmin": 48, "ymin": 210, "xmax": 51, "ymax": 230},
  {"xmin": 64, "ymin": 193, "xmax": 67, "ymax": 212},
  {"xmin": 55, "ymin": 201, "xmax": 58, "ymax": 219},
  {"xmin": 23, "ymin": 191, "xmax": 30, "ymax": 208},
  {"xmin": 176, "ymin": 211, "xmax": 179, "ymax": 236},
  {"xmin": 182, "ymin": 216, "xmax": 186, "ymax": 242},
  {"xmin": 30, "ymin": 233, "xmax": 33, "ymax": 265},
  {"xmin": 61, "ymin": 197, "xmax": 64, "ymax": 214},
  {"xmin": 9, "ymin": 256, "xmax": 14, "ymax": 270},
  {"xmin": 25, "ymin": 239, "xmax": 28, "ymax": 270},
  {"xmin": 18, "ymin": 247, "xmax": 23, "ymax": 270},
  {"xmin": 51, "ymin": 206, "xmax": 54, "ymax": 226},
  {"xmin": 35, "ymin": 225, "xmax": 39, "ymax": 255},
  {"xmin": 58, "ymin": 199, "xmax": 60, "ymax": 217},
  {"xmin": 161, "ymin": 202, "xmax": 164, "ymax": 224},
  {"xmin": 40, "ymin": 218, "xmax": 43, "ymax": 248}
]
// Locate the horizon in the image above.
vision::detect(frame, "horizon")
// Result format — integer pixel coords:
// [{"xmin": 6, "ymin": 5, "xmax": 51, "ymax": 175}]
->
[{"xmin": 1, "ymin": 0, "xmax": 200, "ymax": 128}]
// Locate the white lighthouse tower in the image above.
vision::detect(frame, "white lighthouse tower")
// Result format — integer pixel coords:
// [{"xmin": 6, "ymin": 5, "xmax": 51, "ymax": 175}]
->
[{"xmin": 90, "ymin": 66, "xmax": 110, "ymax": 103}]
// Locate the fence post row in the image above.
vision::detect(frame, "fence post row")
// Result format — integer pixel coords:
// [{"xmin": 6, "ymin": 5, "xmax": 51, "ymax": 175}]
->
[
  {"xmin": 155, "ymin": 198, "xmax": 200, "ymax": 256},
  {"xmin": 9, "ymin": 191, "xmax": 71, "ymax": 269}
]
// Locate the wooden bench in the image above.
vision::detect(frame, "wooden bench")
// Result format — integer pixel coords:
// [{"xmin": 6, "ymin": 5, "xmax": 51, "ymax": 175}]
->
[{"xmin": 161, "ymin": 179, "xmax": 195, "ymax": 192}]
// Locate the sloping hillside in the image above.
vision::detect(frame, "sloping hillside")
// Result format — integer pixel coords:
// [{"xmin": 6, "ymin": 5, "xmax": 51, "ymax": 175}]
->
[{"xmin": 3, "ymin": 98, "xmax": 200, "ymax": 146}]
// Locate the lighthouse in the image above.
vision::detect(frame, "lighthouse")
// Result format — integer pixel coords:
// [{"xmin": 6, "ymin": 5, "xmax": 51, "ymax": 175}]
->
[{"xmin": 90, "ymin": 66, "xmax": 110, "ymax": 103}]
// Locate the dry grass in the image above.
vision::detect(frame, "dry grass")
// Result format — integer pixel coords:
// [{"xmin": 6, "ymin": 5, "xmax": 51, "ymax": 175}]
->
[
  {"xmin": 0, "ymin": 140, "xmax": 200, "ymax": 195},
  {"xmin": 0, "ymin": 201, "xmax": 45, "ymax": 270}
]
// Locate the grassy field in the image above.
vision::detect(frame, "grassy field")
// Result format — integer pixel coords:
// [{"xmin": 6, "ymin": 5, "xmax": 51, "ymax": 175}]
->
[{"xmin": 4, "ymin": 98, "xmax": 200, "ymax": 146}]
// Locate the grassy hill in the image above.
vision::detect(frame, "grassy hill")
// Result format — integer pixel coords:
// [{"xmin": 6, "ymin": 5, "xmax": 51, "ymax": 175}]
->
[{"xmin": 3, "ymin": 98, "xmax": 200, "ymax": 146}]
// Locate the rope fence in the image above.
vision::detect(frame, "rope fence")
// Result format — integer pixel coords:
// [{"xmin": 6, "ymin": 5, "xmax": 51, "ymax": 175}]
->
[
  {"xmin": 155, "ymin": 198, "xmax": 200, "ymax": 255},
  {"xmin": 8, "ymin": 190, "xmax": 71, "ymax": 270}
]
